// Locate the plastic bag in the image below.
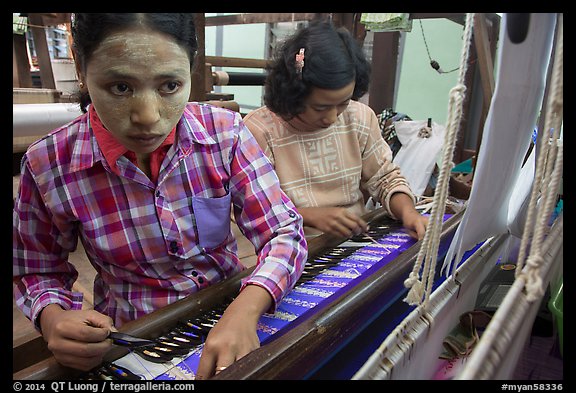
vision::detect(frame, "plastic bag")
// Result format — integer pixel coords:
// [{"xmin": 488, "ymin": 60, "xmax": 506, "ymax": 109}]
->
[{"xmin": 392, "ymin": 120, "xmax": 445, "ymax": 195}]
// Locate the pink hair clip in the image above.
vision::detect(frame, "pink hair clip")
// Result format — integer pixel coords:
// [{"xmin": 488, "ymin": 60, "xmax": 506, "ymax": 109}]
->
[{"xmin": 295, "ymin": 48, "xmax": 305, "ymax": 77}]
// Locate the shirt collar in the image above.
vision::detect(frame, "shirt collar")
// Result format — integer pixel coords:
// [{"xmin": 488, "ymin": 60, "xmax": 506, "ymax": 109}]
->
[
  {"xmin": 89, "ymin": 105, "xmax": 176, "ymax": 175},
  {"xmin": 70, "ymin": 103, "xmax": 221, "ymax": 173}
]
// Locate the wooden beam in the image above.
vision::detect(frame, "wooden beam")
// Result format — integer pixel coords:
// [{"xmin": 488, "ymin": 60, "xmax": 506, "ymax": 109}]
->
[
  {"xmin": 410, "ymin": 13, "xmax": 466, "ymax": 24},
  {"xmin": 205, "ymin": 13, "xmax": 321, "ymax": 27},
  {"xmin": 205, "ymin": 56, "xmax": 270, "ymax": 69}
]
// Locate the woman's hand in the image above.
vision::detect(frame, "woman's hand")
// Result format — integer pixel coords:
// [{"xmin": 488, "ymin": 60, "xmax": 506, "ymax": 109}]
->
[
  {"xmin": 195, "ymin": 285, "xmax": 272, "ymax": 380},
  {"xmin": 298, "ymin": 207, "xmax": 368, "ymax": 238},
  {"xmin": 400, "ymin": 209, "xmax": 428, "ymax": 240},
  {"xmin": 39, "ymin": 304, "xmax": 114, "ymax": 371},
  {"xmin": 389, "ymin": 193, "xmax": 428, "ymax": 240}
]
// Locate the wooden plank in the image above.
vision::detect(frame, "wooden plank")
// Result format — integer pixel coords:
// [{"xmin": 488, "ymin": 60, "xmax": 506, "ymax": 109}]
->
[
  {"xmin": 205, "ymin": 92, "xmax": 235, "ymax": 101},
  {"xmin": 13, "ymin": 88, "xmax": 61, "ymax": 104},
  {"xmin": 205, "ymin": 55, "xmax": 270, "ymax": 69},
  {"xmin": 205, "ymin": 13, "xmax": 320, "ymax": 27}
]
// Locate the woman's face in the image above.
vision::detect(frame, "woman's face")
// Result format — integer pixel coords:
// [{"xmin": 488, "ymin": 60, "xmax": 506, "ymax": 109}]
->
[
  {"xmin": 81, "ymin": 26, "xmax": 192, "ymax": 154},
  {"xmin": 297, "ymin": 81, "xmax": 355, "ymax": 130}
]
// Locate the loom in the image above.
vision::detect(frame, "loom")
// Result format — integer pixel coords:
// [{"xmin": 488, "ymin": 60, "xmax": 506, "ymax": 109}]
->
[{"xmin": 14, "ymin": 208, "xmax": 470, "ymax": 380}]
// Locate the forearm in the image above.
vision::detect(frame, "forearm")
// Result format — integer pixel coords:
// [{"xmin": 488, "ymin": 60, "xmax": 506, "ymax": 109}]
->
[
  {"xmin": 389, "ymin": 192, "xmax": 428, "ymax": 240},
  {"xmin": 297, "ymin": 207, "xmax": 319, "ymax": 228},
  {"xmin": 389, "ymin": 192, "xmax": 418, "ymax": 221},
  {"xmin": 227, "ymin": 284, "xmax": 273, "ymax": 324},
  {"xmin": 39, "ymin": 303, "xmax": 65, "ymax": 336}
]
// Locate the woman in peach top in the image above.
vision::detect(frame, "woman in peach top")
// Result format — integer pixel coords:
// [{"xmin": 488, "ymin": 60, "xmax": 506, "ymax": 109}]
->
[{"xmin": 244, "ymin": 21, "xmax": 427, "ymax": 241}]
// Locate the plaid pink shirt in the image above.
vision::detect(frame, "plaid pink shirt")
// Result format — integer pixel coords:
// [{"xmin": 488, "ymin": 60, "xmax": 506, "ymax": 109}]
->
[{"xmin": 13, "ymin": 102, "xmax": 307, "ymax": 328}]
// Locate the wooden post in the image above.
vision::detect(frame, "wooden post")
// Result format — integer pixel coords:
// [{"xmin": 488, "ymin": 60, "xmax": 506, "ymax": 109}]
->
[
  {"xmin": 13, "ymin": 34, "xmax": 32, "ymax": 87},
  {"xmin": 469, "ymin": 13, "xmax": 497, "ymax": 172},
  {"xmin": 190, "ymin": 13, "xmax": 206, "ymax": 102},
  {"xmin": 453, "ymin": 36, "xmax": 478, "ymax": 164},
  {"xmin": 28, "ymin": 14, "xmax": 56, "ymax": 89},
  {"xmin": 368, "ymin": 32, "xmax": 400, "ymax": 114},
  {"xmin": 473, "ymin": 13, "xmax": 495, "ymax": 110}
]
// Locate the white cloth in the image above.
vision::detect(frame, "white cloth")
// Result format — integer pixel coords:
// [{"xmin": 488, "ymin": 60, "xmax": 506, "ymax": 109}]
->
[{"xmin": 442, "ymin": 13, "xmax": 557, "ymax": 274}]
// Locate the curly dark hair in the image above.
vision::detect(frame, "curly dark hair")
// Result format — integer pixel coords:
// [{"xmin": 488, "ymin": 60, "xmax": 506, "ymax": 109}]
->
[
  {"xmin": 70, "ymin": 13, "xmax": 198, "ymax": 112},
  {"xmin": 264, "ymin": 21, "xmax": 371, "ymax": 120}
]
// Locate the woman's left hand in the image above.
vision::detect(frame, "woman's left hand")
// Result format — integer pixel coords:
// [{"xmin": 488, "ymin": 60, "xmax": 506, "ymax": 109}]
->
[
  {"xmin": 389, "ymin": 193, "xmax": 428, "ymax": 240},
  {"xmin": 401, "ymin": 210, "xmax": 428, "ymax": 240}
]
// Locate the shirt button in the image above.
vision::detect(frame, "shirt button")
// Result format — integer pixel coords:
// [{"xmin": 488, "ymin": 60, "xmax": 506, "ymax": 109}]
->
[
  {"xmin": 170, "ymin": 241, "xmax": 178, "ymax": 253},
  {"xmin": 191, "ymin": 271, "xmax": 198, "ymax": 277},
  {"xmin": 289, "ymin": 211, "xmax": 296, "ymax": 218},
  {"xmin": 198, "ymin": 277, "xmax": 205, "ymax": 284}
]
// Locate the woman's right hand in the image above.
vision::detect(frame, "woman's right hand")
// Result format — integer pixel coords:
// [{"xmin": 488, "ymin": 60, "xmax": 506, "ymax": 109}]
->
[
  {"xmin": 298, "ymin": 207, "xmax": 368, "ymax": 238},
  {"xmin": 39, "ymin": 304, "xmax": 115, "ymax": 371}
]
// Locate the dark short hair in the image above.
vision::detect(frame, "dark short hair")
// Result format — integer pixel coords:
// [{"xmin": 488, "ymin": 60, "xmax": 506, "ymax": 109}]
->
[
  {"xmin": 71, "ymin": 13, "xmax": 198, "ymax": 112},
  {"xmin": 264, "ymin": 21, "xmax": 371, "ymax": 120}
]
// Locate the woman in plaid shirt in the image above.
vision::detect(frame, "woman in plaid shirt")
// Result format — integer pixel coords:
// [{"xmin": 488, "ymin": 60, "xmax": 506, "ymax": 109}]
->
[{"xmin": 13, "ymin": 13, "xmax": 307, "ymax": 379}]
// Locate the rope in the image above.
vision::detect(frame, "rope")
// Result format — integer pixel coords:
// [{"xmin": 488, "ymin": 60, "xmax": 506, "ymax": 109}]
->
[
  {"xmin": 515, "ymin": 13, "xmax": 563, "ymax": 302},
  {"xmin": 404, "ymin": 13, "xmax": 475, "ymax": 307}
]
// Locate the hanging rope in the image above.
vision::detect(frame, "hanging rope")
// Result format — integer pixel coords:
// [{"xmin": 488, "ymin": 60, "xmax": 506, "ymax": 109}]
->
[
  {"xmin": 515, "ymin": 13, "xmax": 563, "ymax": 302},
  {"xmin": 404, "ymin": 13, "xmax": 475, "ymax": 307},
  {"xmin": 419, "ymin": 20, "xmax": 460, "ymax": 74}
]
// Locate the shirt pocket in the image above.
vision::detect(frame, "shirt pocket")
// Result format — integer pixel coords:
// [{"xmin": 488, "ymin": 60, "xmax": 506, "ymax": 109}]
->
[{"xmin": 192, "ymin": 192, "xmax": 232, "ymax": 250}]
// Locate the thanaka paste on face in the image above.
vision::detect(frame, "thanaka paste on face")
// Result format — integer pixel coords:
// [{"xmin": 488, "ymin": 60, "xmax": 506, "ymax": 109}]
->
[{"xmin": 83, "ymin": 27, "xmax": 191, "ymax": 156}]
